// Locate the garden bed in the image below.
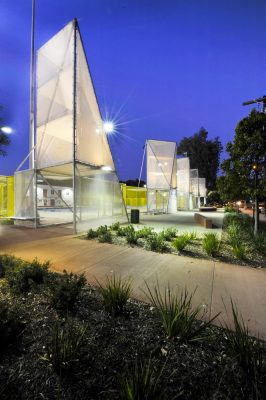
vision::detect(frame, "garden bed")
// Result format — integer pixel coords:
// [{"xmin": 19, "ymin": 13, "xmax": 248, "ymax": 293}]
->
[
  {"xmin": 0, "ymin": 255, "xmax": 265, "ymax": 399},
  {"xmin": 81, "ymin": 214, "xmax": 266, "ymax": 269}
]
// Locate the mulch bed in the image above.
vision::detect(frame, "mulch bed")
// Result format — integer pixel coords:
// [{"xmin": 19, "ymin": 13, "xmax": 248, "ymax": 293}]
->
[{"xmin": 0, "ymin": 282, "xmax": 264, "ymax": 400}]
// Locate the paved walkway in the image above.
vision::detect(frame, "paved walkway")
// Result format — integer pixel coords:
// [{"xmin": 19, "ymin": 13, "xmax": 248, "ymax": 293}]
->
[{"xmin": 0, "ymin": 224, "xmax": 265, "ymax": 339}]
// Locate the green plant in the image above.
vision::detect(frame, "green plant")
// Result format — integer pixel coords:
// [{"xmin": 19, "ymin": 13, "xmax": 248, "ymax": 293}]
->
[
  {"xmin": 97, "ymin": 275, "xmax": 133, "ymax": 315},
  {"xmin": 0, "ymin": 300, "xmax": 26, "ymax": 354},
  {"xmin": 0, "ymin": 254, "xmax": 25, "ymax": 278},
  {"xmin": 224, "ymin": 300, "xmax": 265, "ymax": 380},
  {"xmin": 172, "ymin": 234, "xmax": 190, "ymax": 252},
  {"xmin": 120, "ymin": 357, "xmax": 168, "ymax": 400},
  {"xmin": 186, "ymin": 231, "xmax": 197, "ymax": 241},
  {"xmin": 86, "ymin": 228, "xmax": 98, "ymax": 239},
  {"xmin": 117, "ymin": 225, "xmax": 133, "ymax": 237},
  {"xmin": 159, "ymin": 227, "xmax": 177, "ymax": 241},
  {"xmin": 202, "ymin": 233, "xmax": 220, "ymax": 257},
  {"xmin": 252, "ymin": 232, "xmax": 266, "ymax": 254},
  {"xmin": 146, "ymin": 234, "xmax": 169, "ymax": 253},
  {"xmin": 0, "ymin": 218, "xmax": 14, "ymax": 225},
  {"xmin": 98, "ymin": 231, "xmax": 113, "ymax": 243},
  {"xmin": 224, "ymin": 206, "xmax": 237, "ymax": 213},
  {"xmin": 232, "ymin": 244, "xmax": 246, "ymax": 260},
  {"xmin": 136, "ymin": 226, "xmax": 154, "ymax": 239},
  {"xmin": 50, "ymin": 270, "xmax": 86, "ymax": 312},
  {"xmin": 110, "ymin": 222, "xmax": 121, "ymax": 231},
  {"xmin": 227, "ymin": 221, "xmax": 242, "ymax": 247},
  {"xmin": 6, "ymin": 258, "xmax": 50, "ymax": 293},
  {"xmin": 125, "ymin": 225, "xmax": 138, "ymax": 245},
  {"xmin": 144, "ymin": 282, "xmax": 218, "ymax": 342},
  {"xmin": 97, "ymin": 225, "xmax": 108, "ymax": 235},
  {"xmin": 41, "ymin": 319, "xmax": 87, "ymax": 375}
]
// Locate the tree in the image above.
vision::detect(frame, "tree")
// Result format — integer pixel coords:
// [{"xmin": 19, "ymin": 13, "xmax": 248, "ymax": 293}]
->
[
  {"xmin": 217, "ymin": 109, "xmax": 266, "ymax": 233},
  {"xmin": 176, "ymin": 128, "xmax": 222, "ymax": 190},
  {"xmin": 206, "ymin": 190, "xmax": 221, "ymax": 205},
  {"xmin": 0, "ymin": 107, "xmax": 10, "ymax": 156}
]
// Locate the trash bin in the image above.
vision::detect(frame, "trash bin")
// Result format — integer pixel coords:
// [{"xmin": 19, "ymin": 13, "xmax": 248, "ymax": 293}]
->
[{"xmin": 131, "ymin": 209, "xmax": 139, "ymax": 224}]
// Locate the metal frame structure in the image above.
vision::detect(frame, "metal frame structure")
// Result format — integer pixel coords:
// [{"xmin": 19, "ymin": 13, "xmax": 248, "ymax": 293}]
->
[{"xmin": 14, "ymin": 19, "xmax": 128, "ymax": 232}]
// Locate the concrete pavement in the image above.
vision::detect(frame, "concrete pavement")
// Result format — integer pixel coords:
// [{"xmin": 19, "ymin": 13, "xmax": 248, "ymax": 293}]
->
[{"xmin": 0, "ymin": 224, "xmax": 265, "ymax": 339}]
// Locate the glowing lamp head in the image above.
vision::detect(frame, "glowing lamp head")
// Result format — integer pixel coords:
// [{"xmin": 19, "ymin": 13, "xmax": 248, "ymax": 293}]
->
[
  {"xmin": 1, "ymin": 126, "xmax": 12, "ymax": 134},
  {"xmin": 103, "ymin": 121, "xmax": 115, "ymax": 134},
  {"xmin": 101, "ymin": 165, "xmax": 112, "ymax": 172}
]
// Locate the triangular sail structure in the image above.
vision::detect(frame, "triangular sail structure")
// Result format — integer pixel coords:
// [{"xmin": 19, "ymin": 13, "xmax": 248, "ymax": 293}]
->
[
  {"xmin": 146, "ymin": 140, "xmax": 177, "ymax": 212},
  {"xmin": 15, "ymin": 19, "xmax": 128, "ymax": 232}
]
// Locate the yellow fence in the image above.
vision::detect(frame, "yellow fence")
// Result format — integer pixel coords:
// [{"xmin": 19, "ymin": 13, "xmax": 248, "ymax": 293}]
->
[
  {"xmin": 122, "ymin": 184, "xmax": 147, "ymax": 207},
  {"xmin": 0, "ymin": 175, "xmax": 14, "ymax": 218}
]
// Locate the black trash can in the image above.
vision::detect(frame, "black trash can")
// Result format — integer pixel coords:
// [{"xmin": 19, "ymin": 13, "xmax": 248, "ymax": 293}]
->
[{"xmin": 131, "ymin": 209, "xmax": 139, "ymax": 224}]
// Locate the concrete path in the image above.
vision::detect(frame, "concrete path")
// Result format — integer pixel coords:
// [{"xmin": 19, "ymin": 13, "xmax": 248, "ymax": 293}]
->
[{"xmin": 0, "ymin": 225, "xmax": 265, "ymax": 339}]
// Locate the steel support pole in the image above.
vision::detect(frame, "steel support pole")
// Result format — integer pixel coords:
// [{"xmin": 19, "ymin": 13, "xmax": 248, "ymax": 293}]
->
[{"xmin": 73, "ymin": 19, "xmax": 78, "ymax": 234}]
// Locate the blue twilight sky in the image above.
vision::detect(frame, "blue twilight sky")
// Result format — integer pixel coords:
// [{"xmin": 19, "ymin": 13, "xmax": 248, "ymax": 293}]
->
[{"xmin": 0, "ymin": 0, "xmax": 266, "ymax": 181}]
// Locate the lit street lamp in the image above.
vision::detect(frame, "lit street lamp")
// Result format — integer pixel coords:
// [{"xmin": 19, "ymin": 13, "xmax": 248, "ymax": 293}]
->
[{"xmin": 1, "ymin": 126, "xmax": 13, "ymax": 134}]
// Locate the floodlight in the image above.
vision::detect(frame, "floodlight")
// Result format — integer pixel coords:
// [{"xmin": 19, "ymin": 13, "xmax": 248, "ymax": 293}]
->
[
  {"xmin": 103, "ymin": 121, "xmax": 115, "ymax": 134},
  {"xmin": 1, "ymin": 126, "xmax": 12, "ymax": 134}
]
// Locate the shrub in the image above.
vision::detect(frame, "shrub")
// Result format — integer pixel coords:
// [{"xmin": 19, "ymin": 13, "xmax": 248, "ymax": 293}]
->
[
  {"xmin": 98, "ymin": 231, "xmax": 113, "ymax": 243},
  {"xmin": 159, "ymin": 227, "xmax": 177, "ymax": 241},
  {"xmin": 224, "ymin": 206, "xmax": 237, "ymax": 213},
  {"xmin": 86, "ymin": 229, "xmax": 98, "ymax": 239},
  {"xmin": 0, "ymin": 300, "xmax": 26, "ymax": 354},
  {"xmin": 97, "ymin": 275, "xmax": 132, "ymax": 316},
  {"xmin": 224, "ymin": 300, "xmax": 265, "ymax": 380},
  {"xmin": 120, "ymin": 357, "xmax": 167, "ymax": 400},
  {"xmin": 110, "ymin": 222, "xmax": 121, "ymax": 231},
  {"xmin": 41, "ymin": 319, "xmax": 87, "ymax": 375},
  {"xmin": 232, "ymin": 244, "xmax": 246, "ymax": 260},
  {"xmin": 146, "ymin": 234, "xmax": 169, "ymax": 253},
  {"xmin": 224, "ymin": 213, "xmax": 252, "ymax": 234},
  {"xmin": 97, "ymin": 225, "xmax": 108, "ymax": 236},
  {"xmin": 117, "ymin": 225, "xmax": 134, "ymax": 237},
  {"xmin": 202, "ymin": 233, "xmax": 220, "ymax": 257},
  {"xmin": 6, "ymin": 258, "xmax": 50, "ymax": 293},
  {"xmin": 252, "ymin": 232, "xmax": 266, "ymax": 254},
  {"xmin": 136, "ymin": 226, "xmax": 154, "ymax": 239},
  {"xmin": 172, "ymin": 234, "xmax": 190, "ymax": 252},
  {"xmin": 144, "ymin": 282, "xmax": 218, "ymax": 342},
  {"xmin": 125, "ymin": 225, "xmax": 138, "ymax": 245},
  {"xmin": 50, "ymin": 270, "xmax": 86, "ymax": 312},
  {"xmin": 0, "ymin": 254, "xmax": 25, "ymax": 278}
]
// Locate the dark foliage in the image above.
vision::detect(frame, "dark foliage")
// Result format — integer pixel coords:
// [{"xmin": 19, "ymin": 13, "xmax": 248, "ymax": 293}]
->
[
  {"xmin": 6, "ymin": 258, "xmax": 50, "ymax": 293},
  {"xmin": 176, "ymin": 128, "xmax": 222, "ymax": 190},
  {"xmin": 50, "ymin": 270, "xmax": 86, "ymax": 312}
]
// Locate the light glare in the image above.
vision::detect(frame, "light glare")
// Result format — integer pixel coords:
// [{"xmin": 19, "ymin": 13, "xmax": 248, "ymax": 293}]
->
[
  {"xmin": 101, "ymin": 165, "xmax": 112, "ymax": 171},
  {"xmin": 103, "ymin": 121, "xmax": 115, "ymax": 134},
  {"xmin": 1, "ymin": 126, "xmax": 12, "ymax": 134}
]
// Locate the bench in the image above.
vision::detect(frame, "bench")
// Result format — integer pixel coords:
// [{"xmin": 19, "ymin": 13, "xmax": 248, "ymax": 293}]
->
[{"xmin": 194, "ymin": 213, "xmax": 212, "ymax": 229}]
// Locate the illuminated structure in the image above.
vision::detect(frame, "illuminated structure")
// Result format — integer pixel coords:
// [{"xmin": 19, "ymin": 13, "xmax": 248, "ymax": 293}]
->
[
  {"xmin": 146, "ymin": 139, "xmax": 206, "ymax": 212},
  {"xmin": 14, "ymin": 20, "xmax": 127, "ymax": 232},
  {"xmin": 0, "ymin": 176, "xmax": 14, "ymax": 218}
]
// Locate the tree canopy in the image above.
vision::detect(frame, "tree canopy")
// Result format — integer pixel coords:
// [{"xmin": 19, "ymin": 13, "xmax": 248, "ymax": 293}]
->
[
  {"xmin": 217, "ymin": 109, "xmax": 266, "ymax": 202},
  {"xmin": 176, "ymin": 128, "xmax": 222, "ymax": 190}
]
